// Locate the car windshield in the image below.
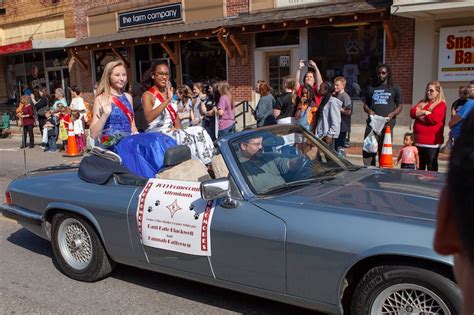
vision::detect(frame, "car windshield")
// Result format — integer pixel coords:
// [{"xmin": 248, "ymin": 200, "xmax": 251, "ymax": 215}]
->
[{"xmin": 230, "ymin": 125, "xmax": 353, "ymax": 195}]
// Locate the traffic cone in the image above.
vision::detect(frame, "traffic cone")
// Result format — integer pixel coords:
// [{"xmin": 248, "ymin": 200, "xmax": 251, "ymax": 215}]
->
[
  {"xmin": 379, "ymin": 125, "xmax": 393, "ymax": 168},
  {"xmin": 63, "ymin": 121, "xmax": 82, "ymax": 157}
]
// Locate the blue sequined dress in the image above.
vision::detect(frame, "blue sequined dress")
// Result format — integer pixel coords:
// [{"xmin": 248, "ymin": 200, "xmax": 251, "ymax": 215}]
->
[{"xmin": 101, "ymin": 94, "xmax": 176, "ymax": 178}]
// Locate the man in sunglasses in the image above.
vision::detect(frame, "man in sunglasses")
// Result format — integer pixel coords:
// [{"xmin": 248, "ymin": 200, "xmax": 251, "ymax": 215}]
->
[{"xmin": 362, "ymin": 64, "xmax": 403, "ymax": 166}]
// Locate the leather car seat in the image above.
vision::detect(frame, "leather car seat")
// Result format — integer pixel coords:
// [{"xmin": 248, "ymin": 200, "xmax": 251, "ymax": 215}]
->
[{"xmin": 156, "ymin": 145, "xmax": 211, "ymax": 182}]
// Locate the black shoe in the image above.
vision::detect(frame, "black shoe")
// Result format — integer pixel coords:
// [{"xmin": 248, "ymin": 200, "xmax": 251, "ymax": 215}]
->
[
  {"xmin": 29, "ymin": 145, "xmax": 35, "ymax": 148},
  {"xmin": 19, "ymin": 146, "xmax": 26, "ymax": 149}
]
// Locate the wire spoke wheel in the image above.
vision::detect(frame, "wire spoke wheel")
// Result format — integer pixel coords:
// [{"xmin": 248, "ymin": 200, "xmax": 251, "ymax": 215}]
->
[
  {"xmin": 351, "ymin": 266, "xmax": 461, "ymax": 315},
  {"xmin": 57, "ymin": 218, "xmax": 93, "ymax": 270},
  {"xmin": 372, "ymin": 284, "xmax": 451, "ymax": 315}
]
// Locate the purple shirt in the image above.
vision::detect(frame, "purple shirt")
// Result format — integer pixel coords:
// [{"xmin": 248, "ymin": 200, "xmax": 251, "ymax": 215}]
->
[{"xmin": 217, "ymin": 95, "xmax": 234, "ymax": 130}]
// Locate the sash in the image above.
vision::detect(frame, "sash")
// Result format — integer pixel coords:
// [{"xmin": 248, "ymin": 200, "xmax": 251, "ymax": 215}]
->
[
  {"xmin": 147, "ymin": 86, "xmax": 177, "ymax": 126},
  {"xmin": 111, "ymin": 95, "xmax": 134, "ymax": 125}
]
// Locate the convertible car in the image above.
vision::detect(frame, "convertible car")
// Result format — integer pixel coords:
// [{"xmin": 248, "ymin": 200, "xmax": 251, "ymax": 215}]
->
[{"xmin": 1, "ymin": 125, "xmax": 461, "ymax": 314}]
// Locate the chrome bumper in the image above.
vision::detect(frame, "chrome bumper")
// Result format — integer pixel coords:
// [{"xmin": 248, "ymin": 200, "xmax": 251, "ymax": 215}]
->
[{"xmin": 0, "ymin": 203, "xmax": 42, "ymax": 226}]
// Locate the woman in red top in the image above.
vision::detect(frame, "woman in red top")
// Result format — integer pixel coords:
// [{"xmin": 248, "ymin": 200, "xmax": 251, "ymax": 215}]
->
[
  {"xmin": 410, "ymin": 81, "xmax": 447, "ymax": 171},
  {"xmin": 19, "ymin": 95, "xmax": 35, "ymax": 148}
]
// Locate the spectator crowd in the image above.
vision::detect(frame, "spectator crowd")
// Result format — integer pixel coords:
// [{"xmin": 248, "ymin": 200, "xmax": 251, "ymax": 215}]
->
[{"xmin": 8, "ymin": 58, "xmax": 474, "ymax": 173}]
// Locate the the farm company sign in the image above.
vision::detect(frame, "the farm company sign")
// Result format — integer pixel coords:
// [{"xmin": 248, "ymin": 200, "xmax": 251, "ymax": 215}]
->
[
  {"xmin": 118, "ymin": 3, "xmax": 182, "ymax": 30},
  {"xmin": 438, "ymin": 25, "xmax": 474, "ymax": 82}
]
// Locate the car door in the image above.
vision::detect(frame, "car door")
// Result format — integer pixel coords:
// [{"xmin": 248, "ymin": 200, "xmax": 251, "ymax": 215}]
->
[{"xmin": 209, "ymin": 199, "xmax": 287, "ymax": 293}]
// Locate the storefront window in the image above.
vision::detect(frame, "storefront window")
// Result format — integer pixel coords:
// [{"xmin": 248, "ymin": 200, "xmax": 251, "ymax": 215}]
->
[
  {"xmin": 44, "ymin": 50, "xmax": 69, "ymax": 68},
  {"xmin": 24, "ymin": 53, "xmax": 46, "ymax": 89},
  {"xmin": 5, "ymin": 56, "xmax": 25, "ymax": 100},
  {"xmin": 93, "ymin": 48, "xmax": 127, "ymax": 82},
  {"xmin": 256, "ymin": 30, "xmax": 299, "ymax": 48},
  {"xmin": 308, "ymin": 23, "xmax": 384, "ymax": 99},
  {"xmin": 181, "ymin": 38, "xmax": 226, "ymax": 85}
]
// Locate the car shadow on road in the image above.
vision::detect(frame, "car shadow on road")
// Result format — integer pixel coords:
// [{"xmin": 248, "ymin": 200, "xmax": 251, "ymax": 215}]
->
[
  {"xmin": 7, "ymin": 227, "xmax": 53, "ymax": 257},
  {"xmin": 7, "ymin": 228, "xmax": 322, "ymax": 315},
  {"xmin": 112, "ymin": 265, "xmax": 321, "ymax": 315}
]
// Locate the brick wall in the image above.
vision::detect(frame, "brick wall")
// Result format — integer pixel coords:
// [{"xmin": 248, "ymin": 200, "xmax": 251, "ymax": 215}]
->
[
  {"xmin": 227, "ymin": 34, "xmax": 254, "ymax": 103},
  {"xmin": 227, "ymin": 33, "xmax": 254, "ymax": 129},
  {"xmin": 72, "ymin": 0, "xmax": 123, "ymax": 40},
  {"xmin": 385, "ymin": 15, "xmax": 415, "ymax": 105},
  {"xmin": 69, "ymin": 0, "xmax": 122, "ymax": 93},
  {"xmin": 226, "ymin": 0, "xmax": 249, "ymax": 17}
]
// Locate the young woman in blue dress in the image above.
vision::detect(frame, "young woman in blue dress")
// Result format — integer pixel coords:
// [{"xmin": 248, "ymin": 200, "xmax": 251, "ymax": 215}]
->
[
  {"xmin": 90, "ymin": 60, "xmax": 138, "ymax": 143},
  {"xmin": 89, "ymin": 60, "xmax": 176, "ymax": 178}
]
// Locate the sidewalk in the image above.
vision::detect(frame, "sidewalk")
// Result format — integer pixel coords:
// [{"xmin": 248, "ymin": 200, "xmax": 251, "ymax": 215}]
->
[{"xmin": 345, "ymin": 124, "xmax": 450, "ymax": 161}]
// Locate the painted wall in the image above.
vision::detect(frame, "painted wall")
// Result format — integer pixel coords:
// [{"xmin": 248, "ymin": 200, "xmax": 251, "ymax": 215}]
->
[{"xmin": 412, "ymin": 17, "xmax": 473, "ymax": 109}]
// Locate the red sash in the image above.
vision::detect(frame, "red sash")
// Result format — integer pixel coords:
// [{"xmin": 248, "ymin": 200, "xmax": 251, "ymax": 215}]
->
[
  {"xmin": 147, "ymin": 86, "xmax": 177, "ymax": 125},
  {"xmin": 111, "ymin": 95, "xmax": 134, "ymax": 125}
]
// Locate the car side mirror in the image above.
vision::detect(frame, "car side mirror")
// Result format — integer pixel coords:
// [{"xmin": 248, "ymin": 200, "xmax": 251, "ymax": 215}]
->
[
  {"xmin": 201, "ymin": 178, "xmax": 238, "ymax": 209},
  {"xmin": 201, "ymin": 178, "xmax": 230, "ymax": 200}
]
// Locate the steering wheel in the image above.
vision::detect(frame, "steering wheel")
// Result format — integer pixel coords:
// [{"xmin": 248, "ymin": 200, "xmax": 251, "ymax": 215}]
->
[{"xmin": 289, "ymin": 156, "xmax": 313, "ymax": 181}]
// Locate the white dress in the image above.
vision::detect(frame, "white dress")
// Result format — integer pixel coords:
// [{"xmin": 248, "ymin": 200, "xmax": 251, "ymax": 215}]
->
[{"xmin": 146, "ymin": 93, "xmax": 215, "ymax": 164}]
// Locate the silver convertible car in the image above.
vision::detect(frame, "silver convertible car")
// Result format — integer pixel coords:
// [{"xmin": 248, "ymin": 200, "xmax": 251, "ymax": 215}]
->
[{"xmin": 1, "ymin": 125, "xmax": 461, "ymax": 314}]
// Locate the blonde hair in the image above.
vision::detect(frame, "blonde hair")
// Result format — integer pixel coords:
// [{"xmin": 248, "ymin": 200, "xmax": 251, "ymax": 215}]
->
[
  {"xmin": 334, "ymin": 76, "xmax": 346, "ymax": 87},
  {"xmin": 20, "ymin": 95, "xmax": 30, "ymax": 106},
  {"xmin": 96, "ymin": 60, "xmax": 127, "ymax": 99},
  {"xmin": 423, "ymin": 81, "xmax": 445, "ymax": 105}
]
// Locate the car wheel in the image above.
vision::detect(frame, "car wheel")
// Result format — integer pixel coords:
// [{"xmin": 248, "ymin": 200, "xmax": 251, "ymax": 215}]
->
[
  {"xmin": 351, "ymin": 265, "xmax": 461, "ymax": 315},
  {"xmin": 51, "ymin": 212, "xmax": 115, "ymax": 282}
]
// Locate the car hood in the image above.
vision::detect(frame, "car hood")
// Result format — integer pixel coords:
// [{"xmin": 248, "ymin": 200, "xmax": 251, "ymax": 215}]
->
[{"xmin": 260, "ymin": 168, "xmax": 444, "ymax": 222}]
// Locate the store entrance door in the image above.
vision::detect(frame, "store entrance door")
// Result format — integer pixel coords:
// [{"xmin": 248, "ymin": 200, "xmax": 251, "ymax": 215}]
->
[
  {"xmin": 266, "ymin": 52, "xmax": 290, "ymax": 95},
  {"xmin": 47, "ymin": 68, "xmax": 70, "ymax": 101}
]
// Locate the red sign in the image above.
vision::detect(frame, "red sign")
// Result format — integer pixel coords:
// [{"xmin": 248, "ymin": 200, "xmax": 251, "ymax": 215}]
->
[{"xmin": 0, "ymin": 41, "xmax": 33, "ymax": 55}]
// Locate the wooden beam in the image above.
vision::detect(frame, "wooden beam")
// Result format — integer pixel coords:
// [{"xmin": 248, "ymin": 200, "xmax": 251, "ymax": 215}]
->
[
  {"xmin": 383, "ymin": 20, "xmax": 396, "ymax": 50},
  {"xmin": 70, "ymin": 51, "xmax": 88, "ymax": 71},
  {"xmin": 111, "ymin": 47, "xmax": 130, "ymax": 68},
  {"xmin": 217, "ymin": 34, "xmax": 234, "ymax": 59},
  {"xmin": 229, "ymin": 34, "xmax": 244, "ymax": 58},
  {"xmin": 160, "ymin": 42, "xmax": 179, "ymax": 65}
]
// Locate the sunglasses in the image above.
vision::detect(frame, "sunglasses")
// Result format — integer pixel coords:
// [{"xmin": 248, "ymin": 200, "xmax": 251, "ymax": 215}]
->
[
  {"xmin": 427, "ymin": 89, "xmax": 436, "ymax": 93},
  {"xmin": 378, "ymin": 71, "xmax": 387, "ymax": 75}
]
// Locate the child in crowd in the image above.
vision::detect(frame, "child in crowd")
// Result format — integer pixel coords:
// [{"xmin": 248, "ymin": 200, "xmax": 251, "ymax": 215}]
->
[
  {"xmin": 295, "ymin": 84, "xmax": 318, "ymax": 133},
  {"xmin": 42, "ymin": 110, "xmax": 57, "ymax": 152},
  {"xmin": 72, "ymin": 111, "xmax": 85, "ymax": 153},
  {"xmin": 57, "ymin": 105, "xmax": 71, "ymax": 151},
  {"xmin": 396, "ymin": 132, "xmax": 419, "ymax": 169},
  {"xmin": 176, "ymin": 86, "xmax": 193, "ymax": 129}
]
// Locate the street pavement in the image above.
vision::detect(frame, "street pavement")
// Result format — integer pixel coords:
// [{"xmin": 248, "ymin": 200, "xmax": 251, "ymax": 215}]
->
[{"xmin": 0, "ymin": 136, "xmax": 319, "ymax": 314}]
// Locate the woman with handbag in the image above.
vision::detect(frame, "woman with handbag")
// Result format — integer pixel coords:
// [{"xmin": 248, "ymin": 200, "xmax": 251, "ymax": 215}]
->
[{"xmin": 409, "ymin": 81, "xmax": 446, "ymax": 171}]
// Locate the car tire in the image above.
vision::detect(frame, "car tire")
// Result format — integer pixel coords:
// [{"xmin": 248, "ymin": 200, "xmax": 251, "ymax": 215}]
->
[
  {"xmin": 51, "ymin": 212, "xmax": 115, "ymax": 282},
  {"xmin": 351, "ymin": 265, "xmax": 461, "ymax": 315}
]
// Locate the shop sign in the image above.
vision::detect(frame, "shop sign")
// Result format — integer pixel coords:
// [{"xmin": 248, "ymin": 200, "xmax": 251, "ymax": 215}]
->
[
  {"xmin": 438, "ymin": 25, "xmax": 474, "ymax": 82},
  {"xmin": 276, "ymin": 0, "xmax": 329, "ymax": 8},
  {"xmin": 118, "ymin": 3, "xmax": 182, "ymax": 30}
]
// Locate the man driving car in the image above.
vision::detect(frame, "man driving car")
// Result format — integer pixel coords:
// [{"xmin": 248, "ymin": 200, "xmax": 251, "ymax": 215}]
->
[{"xmin": 238, "ymin": 136, "xmax": 305, "ymax": 193}]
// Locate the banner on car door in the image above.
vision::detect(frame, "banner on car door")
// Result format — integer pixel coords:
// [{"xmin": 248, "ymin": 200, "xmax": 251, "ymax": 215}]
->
[{"xmin": 137, "ymin": 178, "xmax": 214, "ymax": 256}]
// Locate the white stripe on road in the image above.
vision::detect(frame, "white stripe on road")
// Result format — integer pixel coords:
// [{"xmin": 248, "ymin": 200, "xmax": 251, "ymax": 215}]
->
[{"xmin": 0, "ymin": 148, "xmax": 20, "ymax": 152}]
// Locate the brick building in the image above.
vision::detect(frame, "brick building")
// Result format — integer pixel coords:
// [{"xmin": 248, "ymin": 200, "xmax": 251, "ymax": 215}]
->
[
  {"xmin": 0, "ymin": 0, "xmax": 76, "ymax": 102},
  {"xmin": 1, "ymin": 0, "xmax": 426, "ymax": 122}
]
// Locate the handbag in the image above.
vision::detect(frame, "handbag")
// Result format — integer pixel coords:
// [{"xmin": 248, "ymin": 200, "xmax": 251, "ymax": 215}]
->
[{"xmin": 58, "ymin": 121, "xmax": 68, "ymax": 141}]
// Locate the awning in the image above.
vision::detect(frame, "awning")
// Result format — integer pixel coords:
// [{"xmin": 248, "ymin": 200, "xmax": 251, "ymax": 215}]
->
[
  {"xmin": 68, "ymin": 1, "xmax": 391, "ymax": 51},
  {"xmin": 391, "ymin": 1, "xmax": 474, "ymax": 19},
  {"xmin": 224, "ymin": 1, "xmax": 390, "ymax": 27},
  {"xmin": 0, "ymin": 39, "xmax": 76, "ymax": 55},
  {"xmin": 69, "ymin": 19, "xmax": 226, "ymax": 48}
]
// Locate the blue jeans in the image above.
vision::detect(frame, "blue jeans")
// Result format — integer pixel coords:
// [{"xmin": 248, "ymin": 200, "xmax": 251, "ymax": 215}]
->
[{"xmin": 218, "ymin": 124, "xmax": 235, "ymax": 138}]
